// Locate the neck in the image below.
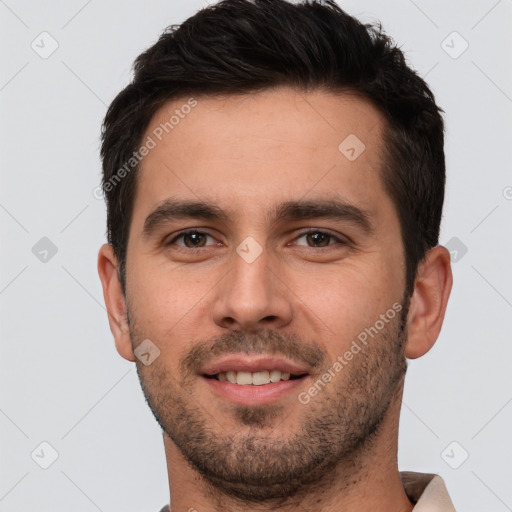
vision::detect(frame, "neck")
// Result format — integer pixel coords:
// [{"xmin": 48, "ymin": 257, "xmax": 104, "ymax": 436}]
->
[{"xmin": 162, "ymin": 390, "xmax": 413, "ymax": 512}]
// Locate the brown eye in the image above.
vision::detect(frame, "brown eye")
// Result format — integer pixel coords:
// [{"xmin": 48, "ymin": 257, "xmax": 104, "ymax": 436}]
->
[
  {"xmin": 182, "ymin": 232, "xmax": 207, "ymax": 247},
  {"xmin": 294, "ymin": 230, "xmax": 341, "ymax": 248},
  {"xmin": 305, "ymin": 232, "xmax": 331, "ymax": 247},
  {"xmin": 168, "ymin": 230, "xmax": 216, "ymax": 248}
]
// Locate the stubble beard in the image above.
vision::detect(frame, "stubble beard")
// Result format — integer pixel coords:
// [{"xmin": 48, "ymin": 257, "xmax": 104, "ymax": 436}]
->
[{"xmin": 130, "ymin": 304, "xmax": 409, "ymax": 505}]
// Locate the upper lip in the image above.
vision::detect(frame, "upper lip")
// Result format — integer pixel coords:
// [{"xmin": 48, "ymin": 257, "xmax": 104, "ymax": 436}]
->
[{"xmin": 200, "ymin": 355, "xmax": 310, "ymax": 376}]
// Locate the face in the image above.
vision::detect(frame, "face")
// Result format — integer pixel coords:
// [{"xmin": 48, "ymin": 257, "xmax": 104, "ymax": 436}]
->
[{"xmin": 122, "ymin": 88, "xmax": 409, "ymax": 501}]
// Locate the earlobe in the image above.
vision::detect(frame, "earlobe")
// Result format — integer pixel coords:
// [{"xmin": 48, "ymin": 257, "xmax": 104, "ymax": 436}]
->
[
  {"xmin": 97, "ymin": 244, "xmax": 135, "ymax": 362},
  {"xmin": 404, "ymin": 246, "xmax": 453, "ymax": 359}
]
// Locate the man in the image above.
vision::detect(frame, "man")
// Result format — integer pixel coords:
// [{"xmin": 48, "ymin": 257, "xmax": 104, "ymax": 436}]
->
[{"xmin": 97, "ymin": 1, "xmax": 455, "ymax": 510}]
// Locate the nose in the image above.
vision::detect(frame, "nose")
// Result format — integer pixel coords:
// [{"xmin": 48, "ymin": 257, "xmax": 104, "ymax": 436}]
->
[{"xmin": 210, "ymin": 243, "xmax": 293, "ymax": 332}]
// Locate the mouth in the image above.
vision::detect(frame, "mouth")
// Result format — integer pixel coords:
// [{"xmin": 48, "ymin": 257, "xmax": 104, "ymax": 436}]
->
[{"xmin": 199, "ymin": 355, "xmax": 311, "ymax": 405}]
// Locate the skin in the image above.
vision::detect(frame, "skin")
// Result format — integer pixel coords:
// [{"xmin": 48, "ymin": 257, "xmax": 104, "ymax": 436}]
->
[{"xmin": 98, "ymin": 87, "xmax": 452, "ymax": 512}]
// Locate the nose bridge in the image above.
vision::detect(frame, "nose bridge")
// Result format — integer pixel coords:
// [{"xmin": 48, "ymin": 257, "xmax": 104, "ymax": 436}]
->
[
  {"xmin": 210, "ymin": 239, "xmax": 293, "ymax": 331},
  {"xmin": 231, "ymin": 243, "xmax": 271, "ymax": 300}
]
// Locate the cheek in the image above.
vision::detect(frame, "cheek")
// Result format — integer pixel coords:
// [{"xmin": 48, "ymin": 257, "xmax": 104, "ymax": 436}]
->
[
  {"xmin": 293, "ymin": 259, "xmax": 403, "ymax": 348},
  {"xmin": 126, "ymin": 257, "xmax": 216, "ymax": 340}
]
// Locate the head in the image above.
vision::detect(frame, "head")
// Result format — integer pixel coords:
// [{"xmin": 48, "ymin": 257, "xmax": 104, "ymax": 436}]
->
[{"xmin": 98, "ymin": 0, "xmax": 452, "ymax": 505}]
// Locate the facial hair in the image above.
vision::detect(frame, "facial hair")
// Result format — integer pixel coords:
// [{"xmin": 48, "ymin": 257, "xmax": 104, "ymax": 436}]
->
[{"xmin": 129, "ymin": 300, "xmax": 409, "ymax": 505}]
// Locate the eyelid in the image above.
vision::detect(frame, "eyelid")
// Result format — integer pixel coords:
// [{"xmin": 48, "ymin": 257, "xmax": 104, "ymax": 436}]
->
[
  {"xmin": 166, "ymin": 228, "xmax": 219, "ymax": 247},
  {"xmin": 290, "ymin": 228, "xmax": 352, "ymax": 247}
]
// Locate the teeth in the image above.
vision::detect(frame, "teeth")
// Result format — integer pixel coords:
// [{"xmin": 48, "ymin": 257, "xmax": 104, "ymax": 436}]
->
[
  {"xmin": 236, "ymin": 371, "xmax": 253, "ymax": 385},
  {"xmin": 215, "ymin": 370, "xmax": 296, "ymax": 385},
  {"xmin": 252, "ymin": 371, "xmax": 270, "ymax": 386},
  {"xmin": 269, "ymin": 370, "xmax": 281, "ymax": 382}
]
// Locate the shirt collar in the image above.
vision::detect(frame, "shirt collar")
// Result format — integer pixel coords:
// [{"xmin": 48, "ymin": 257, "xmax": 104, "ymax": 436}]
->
[{"xmin": 401, "ymin": 471, "xmax": 456, "ymax": 511}]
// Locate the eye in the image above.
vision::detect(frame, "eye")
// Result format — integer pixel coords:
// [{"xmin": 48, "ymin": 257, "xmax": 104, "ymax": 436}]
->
[
  {"xmin": 167, "ymin": 230, "xmax": 218, "ymax": 248},
  {"xmin": 293, "ymin": 230, "xmax": 346, "ymax": 248}
]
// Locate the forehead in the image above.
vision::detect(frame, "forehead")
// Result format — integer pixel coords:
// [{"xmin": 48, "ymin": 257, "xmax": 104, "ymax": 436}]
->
[{"xmin": 134, "ymin": 87, "xmax": 389, "ymax": 223}]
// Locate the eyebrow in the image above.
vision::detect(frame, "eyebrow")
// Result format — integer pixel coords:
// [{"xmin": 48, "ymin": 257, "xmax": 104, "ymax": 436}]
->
[
  {"xmin": 142, "ymin": 198, "xmax": 374, "ymax": 238},
  {"xmin": 271, "ymin": 200, "xmax": 374, "ymax": 233},
  {"xmin": 142, "ymin": 199, "xmax": 229, "ymax": 238}
]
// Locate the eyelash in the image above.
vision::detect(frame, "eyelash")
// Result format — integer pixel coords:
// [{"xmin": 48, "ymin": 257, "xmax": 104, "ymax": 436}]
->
[
  {"xmin": 166, "ymin": 228, "xmax": 349, "ymax": 249},
  {"xmin": 166, "ymin": 229, "xmax": 218, "ymax": 248}
]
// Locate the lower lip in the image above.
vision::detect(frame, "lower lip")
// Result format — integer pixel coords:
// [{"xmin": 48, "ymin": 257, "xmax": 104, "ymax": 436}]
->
[{"xmin": 201, "ymin": 376, "xmax": 307, "ymax": 406}]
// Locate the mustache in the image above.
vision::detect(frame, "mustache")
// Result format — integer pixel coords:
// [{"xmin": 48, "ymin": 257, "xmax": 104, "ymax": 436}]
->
[{"xmin": 180, "ymin": 329, "xmax": 327, "ymax": 377}]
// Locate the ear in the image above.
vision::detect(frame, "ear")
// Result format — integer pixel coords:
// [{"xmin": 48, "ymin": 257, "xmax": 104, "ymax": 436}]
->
[
  {"xmin": 97, "ymin": 244, "xmax": 135, "ymax": 362},
  {"xmin": 405, "ymin": 245, "xmax": 453, "ymax": 359}
]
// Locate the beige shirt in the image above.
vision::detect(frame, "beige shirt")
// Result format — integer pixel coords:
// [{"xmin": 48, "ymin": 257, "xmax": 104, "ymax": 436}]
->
[
  {"xmin": 402, "ymin": 472, "xmax": 456, "ymax": 511},
  {"xmin": 158, "ymin": 472, "xmax": 456, "ymax": 511}
]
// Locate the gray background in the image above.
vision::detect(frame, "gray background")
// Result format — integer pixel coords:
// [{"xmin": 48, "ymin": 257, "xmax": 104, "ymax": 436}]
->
[{"xmin": 1, "ymin": 0, "xmax": 511, "ymax": 510}]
